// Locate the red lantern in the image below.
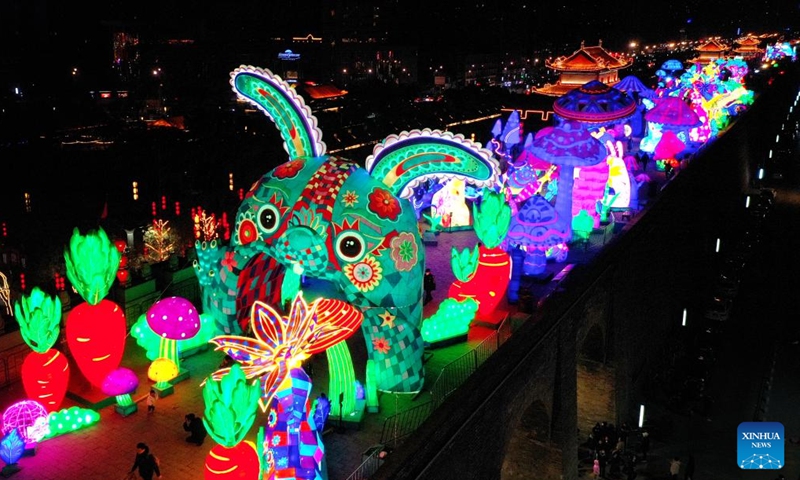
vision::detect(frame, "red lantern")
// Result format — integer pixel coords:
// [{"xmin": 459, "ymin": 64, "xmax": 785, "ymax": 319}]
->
[
  {"xmin": 22, "ymin": 349, "xmax": 70, "ymax": 412},
  {"xmin": 204, "ymin": 442, "xmax": 260, "ymax": 480},
  {"xmin": 116, "ymin": 269, "xmax": 130, "ymax": 284},
  {"xmin": 119, "ymin": 255, "xmax": 129, "ymax": 269},
  {"xmin": 113, "ymin": 239, "xmax": 127, "ymax": 253},
  {"xmin": 65, "ymin": 300, "xmax": 127, "ymax": 388}
]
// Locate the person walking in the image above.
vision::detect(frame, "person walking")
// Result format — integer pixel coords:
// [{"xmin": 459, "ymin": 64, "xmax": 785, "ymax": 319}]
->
[
  {"xmin": 640, "ymin": 431, "xmax": 650, "ymax": 461},
  {"xmin": 129, "ymin": 443, "xmax": 161, "ymax": 480},
  {"xmin": 423, "ymin": 268, "xmax": 436, "ymax": 305},
  {"xmin": 146, "ymin": 389, "xmax": 157, "ymax": 414},
  {"xmin": 685, "ymin": 455, "xmax": 695, "ymax": 480},
  {"xmin": 592, "ymin": 459, "xmax": 600, "ymax": 479},
  {"xmin": 670, "ymin": 457, "xmax": 682, "ymax": 480}
]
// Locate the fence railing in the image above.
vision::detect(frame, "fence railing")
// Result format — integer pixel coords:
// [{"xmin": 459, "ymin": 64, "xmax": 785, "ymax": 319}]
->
[
  {"xmin": 0, "ymin": 342, "xmax": 31, "ymax": 389},
  {"xmin": 379, "ymin": 314, "xmax": 514, "ymax": 449},
  {"xmin": 344, "ymin": 445, "xmax": 387, "ymax": 480}
]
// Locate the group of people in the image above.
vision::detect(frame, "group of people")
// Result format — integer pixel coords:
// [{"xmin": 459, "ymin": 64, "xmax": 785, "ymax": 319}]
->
[
  {"xmin": 127, "ymin": 413, "xmax": 208, "ymax": 479},
  {"xmin": 587, "ymin": 421, "xmax": 640, "ymax": 480}
]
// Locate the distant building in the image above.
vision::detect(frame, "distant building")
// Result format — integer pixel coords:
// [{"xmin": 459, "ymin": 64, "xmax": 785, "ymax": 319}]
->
[
  {"xmin": 732, "ymin": 35, "xmax": 764, "ymax": 60},
  {"xmin": 692, "ymin": 39, "xmax": 729, "ymax": 64},
  {"xmin": 534, "ymin": 41, "xmax": 632, "ymax": 97}
]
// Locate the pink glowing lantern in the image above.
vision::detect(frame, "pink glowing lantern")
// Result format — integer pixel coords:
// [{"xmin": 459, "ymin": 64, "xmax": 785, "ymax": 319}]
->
[
  {"xmin": 2, "ymin": 400, "xmax": 49, "ymax": 444},
  {"xmin": 102, "ymin": 367, "xmax": 139, "ymax": 414},
  {"xmin": 146, "ymin": 296, "xmax": 201, "ymax": 373},
  {"xmin": 654, "ymin": 130, "xmax": 686, "ymax": 161}
]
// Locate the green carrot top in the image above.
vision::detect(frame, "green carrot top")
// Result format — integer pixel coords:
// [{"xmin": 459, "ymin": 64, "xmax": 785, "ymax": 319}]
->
[
  {"xmin": 202, "ymin": 363, "xmax": 261, "ymax": 448},
  {"xmin": 64, "ymin": 227, "xmax": 120, "ymax": 305},
  {"xmin": 14, "ymin": 287, "xmax": 62, "ymax": 353}
]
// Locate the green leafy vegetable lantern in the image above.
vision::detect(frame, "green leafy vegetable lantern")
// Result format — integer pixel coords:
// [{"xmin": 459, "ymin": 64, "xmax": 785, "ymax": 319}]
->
[
  {"xmin": 203, "ymin": 364, "xmax": 261, "ymax": 480},
  {"xmin": 14, "ymin": 287, "xmax": 70, "ymax": 412},
  {"xmin": 63, "ymin": 227, "xmax": 127, "ymax": 389}
]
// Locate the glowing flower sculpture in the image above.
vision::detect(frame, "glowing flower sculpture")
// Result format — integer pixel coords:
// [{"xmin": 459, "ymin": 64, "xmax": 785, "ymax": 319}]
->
[
  {"xmin": 14, "ymin": 287, "xmax": 70, "ymax": 412},
  {"xmin": 202, "ymin": 364, "xmax": 261, "ymax": 480},
  {"xmin": 63, "ymin": 227, "xmax": 127, "ymax": 389},
  {"xmin": 210, "ymin": 293, "xmax": 363, "ymax": 480}
]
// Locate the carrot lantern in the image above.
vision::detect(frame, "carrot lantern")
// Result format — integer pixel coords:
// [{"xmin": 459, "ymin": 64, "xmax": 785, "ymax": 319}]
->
[
  {"xmin": 448, "ymin": 189, "xmax": 512, "ymax": 316},
  {"xmin": 64, "ymin": 227, "xmax": 126, "ymax": 389},
  {"xmin": 202, "ymin": 363, "xmax": 261, "ymax": 480},
  {"xmin": 14, "ymin": 287, "xmax": 70, "ymax": 412}
]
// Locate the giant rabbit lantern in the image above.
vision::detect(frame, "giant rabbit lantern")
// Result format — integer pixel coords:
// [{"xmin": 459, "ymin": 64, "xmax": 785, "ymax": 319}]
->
[{"xmin": 225, "ymin": 66, "xmax": 499, "ymax": 393}]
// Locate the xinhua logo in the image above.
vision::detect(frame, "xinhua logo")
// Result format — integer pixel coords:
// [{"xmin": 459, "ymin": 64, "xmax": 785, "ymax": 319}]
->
[{"xmin": 738, "ymin": 422, "xmax": 784, "ymax": 470}]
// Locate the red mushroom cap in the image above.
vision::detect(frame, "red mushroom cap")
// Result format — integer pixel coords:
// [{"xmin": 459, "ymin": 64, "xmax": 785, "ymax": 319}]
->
[{"xmin": 146, "ymin": 296, "xmax": 201, "ymax": 340}]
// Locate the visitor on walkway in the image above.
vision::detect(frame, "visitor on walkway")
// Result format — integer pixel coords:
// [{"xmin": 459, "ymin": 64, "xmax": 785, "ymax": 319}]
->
[
  {"xmin": 423, "ymin": 268, "xmax": 436, "ymax": 305},
  {"xmin": 640, "ymin": 432, "xmax": 650, "ymax": 461},
  {"xmin": 685, "ymin": 455, "xmax": 695, "ymax": 480},
  {"xmin": 147, "ymin": 389, "xmax": 157, "ymax": 414},
  {"xmin": 593, "ymin": 459, "xmax": 600, "ymax": 479},
  {"xmin": 184, "ymin": 413, "xmax": 208, "ymax": 446},
  {"xmin": 670, "ymin": 457, "xmax": 682, "ymax": 480},
  {"xmin": 129, "ymin": 443, "xmax": 161, "ymax": 480}
]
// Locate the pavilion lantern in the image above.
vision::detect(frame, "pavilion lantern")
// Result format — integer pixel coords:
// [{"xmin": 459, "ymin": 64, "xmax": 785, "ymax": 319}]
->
[
  {"xmin": 228, "ymin": 172, "xmax": 234, "ymax": 191},
  {"xmin": 151, "ymin": 202, "xmax": 157, "ymax": 217},
  {"xmin": 132, "ymin": 181, "xmax": 139, "ymax": 201},
  {"xmin": 238, "ymin": 188, "xmax": 244, "ymax": 201},
  {"xmin": 2, "ymin": 222, "xmax": 6, "ymax": 237},
  {"xmin": 18, "ymin": 273, "xmax": 25, "ymax": 292},
  {"xmin": 175, "ymin": 201, "xmax": 181, "ymax": 216},
  {"xmin": 24, "ymin": 193, "xmax": 31, "ymax": 213},
  {"xmin": 161, "ymin": 195, "xmax": 167, "ymax": 211}
]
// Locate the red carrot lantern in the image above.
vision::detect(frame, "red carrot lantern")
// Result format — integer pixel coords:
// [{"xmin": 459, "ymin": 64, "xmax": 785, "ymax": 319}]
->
[
  {"xmin": 64, "ymin": 227, "xmax": 127, "ymax": 389},
  {"xmin": 14, "ymin": 288, "xmax": 70, "ymax": 412}
]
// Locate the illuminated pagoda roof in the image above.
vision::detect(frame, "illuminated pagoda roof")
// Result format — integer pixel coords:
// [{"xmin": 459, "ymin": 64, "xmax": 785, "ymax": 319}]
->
[
  {"xmin": 692, "ymin": 39, "xmax": 729, "ymax": 64},
  {"xmin": 553, "ymin": 80, "xmax": 636, "ymax": 125},
  {"xmin": 733, "ymin": 35, "xmax": 763, "ymax": 58},
  {"xmin": 535, "ymin": 41, "xmax": 632, "ymax": 97}
]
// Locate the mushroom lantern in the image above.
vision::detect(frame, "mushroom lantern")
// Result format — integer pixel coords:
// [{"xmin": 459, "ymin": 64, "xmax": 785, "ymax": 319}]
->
[
  {"xmin": 146, "ymin": 296, "xmax": 201, "ymax": 377},
  {"xmin": 505, "ymin": 122, "xmax": 606, "ymax": 286},
  {"xmin": 148, "ymin": 357, "xmax": 179, "ymax": 396},
  {"xmin": 101, "ymin": 367, "xmax": 139, "ymax": 416}
]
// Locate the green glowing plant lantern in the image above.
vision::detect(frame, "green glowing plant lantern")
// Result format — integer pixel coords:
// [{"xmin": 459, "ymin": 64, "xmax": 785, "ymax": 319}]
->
[
  {"xmin": 42, "ymin": 406, "xmax": 100, "ymax": 440},
  {"xmin": 14, "ymin": 287, "xmax": 70, "ymax": 412},
  {"xmin": 202, "ymin": 364, "xmax": 261, "ymax": 480},
  {"xmin": 64, "ymin": 227, "xmax": 127, "ymax": 389},
  {"xmin": 448, "ymin": 189, "xmax": 512, "ymax": 316},
  {"xmin": 423, "ymin": 213, "xmax": 443, "ymax": 233},
  {"xmin": 450, "ymin": 246, "xmax": 479, "ymax": 283},
  {"xmin": 571, "ymin": 210, "xmax": 594, "ymax": 242},
  {"xmin": 473, "ymin": 189, "xmax": 511, "ymax": 249},
  {"xmin": 64, "ymin": 227, "xmax": 120, "ymax": 305},
  {"xmin": 421, "ymin": 298, "xmax": 478, "ymax": 344},
  {"xmin": 365, "ymin": 360, "xmax": 379, "ymax": 412},
  {"xmin": 326, "ymin": 342, "xmax": 357, "ymax": 418}
]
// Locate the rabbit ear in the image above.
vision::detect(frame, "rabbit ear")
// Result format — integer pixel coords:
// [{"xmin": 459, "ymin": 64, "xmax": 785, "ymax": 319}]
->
[
  {"xmin": 230, "ymin": 66, "xmax": 326, "ymax": 159},
  {"xmin": 615, "ymin": 141, "xmax": 623, "ymax": 158}
]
